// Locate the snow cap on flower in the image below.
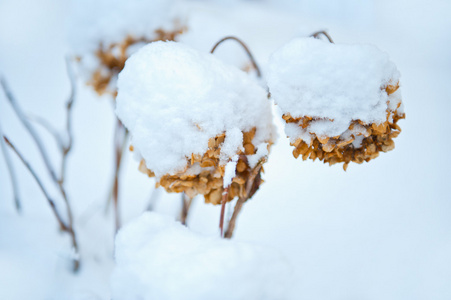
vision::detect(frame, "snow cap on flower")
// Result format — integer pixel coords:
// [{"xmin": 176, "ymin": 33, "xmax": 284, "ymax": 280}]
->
[
  {"xmin": 116, "ymin": 41, "xmax": 275, "ymax": 203},
  {"xmin": 267, "ymin": 37, "xmax": 405, "ymax": 170}
]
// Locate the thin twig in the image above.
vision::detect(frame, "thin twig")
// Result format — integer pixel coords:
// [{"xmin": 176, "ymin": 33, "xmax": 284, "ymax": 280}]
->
[
  {"xmin": 223, "ymin": 160, "xmax": 265, "ymax": 239},
  {"xmin": 0, "ymin": 77, "xmax": 58, "ymax": 182},
  {"xmin": 224, "ymin": 197, "xmax": 246, "ymax": 239},
  {"xmin": 3, "ymin": 136, "xmax": 68, "ymax": 230},
  {"xmin": 310, "ymin": 30, "xmax": 334, "ymax": 43},
  {"xmin": 60, "ymin": 57, "xmax": 77, "ymax": 184},
  {"xmin": 111, "ymin": 120, "xmax": 128, "ymax": 231},
  {"xmin": 54, "ymin": 59, "xmax": 79, "ymax": 272},
  {"xmin": 219, "ymin": 187, "xmax": 229, "ymax": 237},
  {"xmin": 0, "ymin": 122, "xmax": 21, "ymax": 212},
  {"xmin": 210, "ymin": 36, "xmax": 262, "ymax": 78},
  {"xmin": 180, "ymin": 193, "xmax": 193, "ymax": 226},
  {"xmin": 105, "ymin": 121, "xmax": 129, "ymax": 214},
  {"xmin": 28, "ymin": 114, "xmax": 65, "ymax": 150},
  {"xmin": 244, "ymin": 162, "xmax": 264, "ymax": 197}
]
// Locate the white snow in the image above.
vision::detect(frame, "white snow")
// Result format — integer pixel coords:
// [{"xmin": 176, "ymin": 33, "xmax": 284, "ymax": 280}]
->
[
  {"xmin": 223, "ymin": 155, "xmax": 238, "ymax": 188},
  {"xmin": 247, "ymin": 143, "xmax": 269, "ymax": 169},
  {"xmin": 116, "ymin": 41, "xmax": 275, "ymax": 177},
  {"xmin": 111, "ymin": 212, "xmax": 292, "ymax": 300},
  {"xmin": 267, "ymin": 37, "xmax": 401, "ymax": 138}
]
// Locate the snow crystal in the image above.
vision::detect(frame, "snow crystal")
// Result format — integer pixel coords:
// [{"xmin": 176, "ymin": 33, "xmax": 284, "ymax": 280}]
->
[
  {"xmin": 116, "ymin": 41, "xmax": 275, "ymax": 177},
  {"xmin": 267, "ymin": 37, "xmax": 401, "ymax": 138},
  {"xmin": 111, "ymin": 212, "xmax": 292, "ymax": 300}
]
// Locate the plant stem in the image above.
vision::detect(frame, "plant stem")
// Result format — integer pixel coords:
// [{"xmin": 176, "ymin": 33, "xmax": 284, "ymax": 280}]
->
[
  {"xmin": 224, "ymin": 197, "xmax": 246, "ymax": 239},
  {"xmin": 219, "ymin": 187, "xmax": 229, "ymax": 237},
  {"xmin": 180, "ymin": 193, "xmax": 193, "ymax": 225}
]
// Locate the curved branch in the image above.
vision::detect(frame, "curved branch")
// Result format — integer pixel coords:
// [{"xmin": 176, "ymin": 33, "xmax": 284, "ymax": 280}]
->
[
  {"xmin": 210, "ymin": 36, "xmax": 262, "ymax": 78},
  {"xmin": 310, "ymin": 31, "xmax": 334, "ymax": 43},
  {"xmin": 28, "ymin": 114, "xmax": 65, "ymax": 149}
]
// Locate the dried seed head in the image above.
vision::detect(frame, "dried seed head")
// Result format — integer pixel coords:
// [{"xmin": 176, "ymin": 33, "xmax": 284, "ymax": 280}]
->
[
  {"xmin": 286, "ymin": 83, "xmax": 404, "ymax": 170},
  {"xmin": 87, "ymin": 27, "xmax": 186, "ymax": 96},
  {"xmin": 138, "ymin": 128, "xmax": 272, "ymax": 205}
]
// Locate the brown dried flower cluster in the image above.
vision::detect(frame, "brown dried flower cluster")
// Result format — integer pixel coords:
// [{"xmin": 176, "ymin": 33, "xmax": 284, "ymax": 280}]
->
[
  {"xmin": 285, "ymin": 84, "xmax": 405, "ymax": 171},
  {"xmin": 137, "ymin": 128, "xmax": 269, "ymax": 205},
  {"xmin": 88, "ymin": 27, "xmax": 185, "ymax": 96}
]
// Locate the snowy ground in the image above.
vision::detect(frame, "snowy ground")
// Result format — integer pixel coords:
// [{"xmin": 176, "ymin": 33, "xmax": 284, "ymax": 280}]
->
[{"xmin": 0, "ymin": 0, "xmax": 450, "ymax": 299}]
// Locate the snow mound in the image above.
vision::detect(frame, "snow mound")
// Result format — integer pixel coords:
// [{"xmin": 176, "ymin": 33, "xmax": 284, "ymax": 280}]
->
[
  {"xmin": 111, "ymin": 212, "xmax": 292, "ymax": 300},
  {"xmin": 116, "ymin": 41, "xmax": 275, "ymax": 177},
  {"xmin": 267, "ymin": 37, "xmax": 401, "ymax": 138}
]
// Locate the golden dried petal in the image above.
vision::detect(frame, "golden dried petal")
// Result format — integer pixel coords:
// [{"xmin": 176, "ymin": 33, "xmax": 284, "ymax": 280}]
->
[
  {"xmin": 385, "ymin": 83, "xmax": 399, "ymax": 95},
  {"xmin": 381, "ymin": 139, "xmax": 395, "ymax": 152},
  {"xmin": 244, "ymin": 143, "xmax": 255, "ymax": 155},
  {"xmin": 322, "ymin": 142, "xmax": 335, "ymax": 153},
  {"xmin": 317, "ymin": 136, "xmax": 330, "ymax": 144},
  {"xmin": 200, "ymin": 158, "xmax": 215, "ymax": 168}
]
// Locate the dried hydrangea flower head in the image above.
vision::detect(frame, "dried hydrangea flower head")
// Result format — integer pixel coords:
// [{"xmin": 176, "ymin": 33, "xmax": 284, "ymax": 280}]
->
[
  {"xmin": 116, "ymin": 42, "xmax": 276, "ymax": 204},
  {"xmin": 267, "ymin": 37, "xmax": 405, "ymax": 170},
  {"xmin": 69, "ymin": 0, "xmax": 185, "ymax": 96}
]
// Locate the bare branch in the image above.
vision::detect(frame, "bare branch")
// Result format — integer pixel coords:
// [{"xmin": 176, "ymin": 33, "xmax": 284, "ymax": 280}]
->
[
  {"xmin": 28, "ymin": 114, "xmax": 65, "ymax": 150},
  {"xmin": 105, "ymin": 120, "xmax": 129, "ymax": 214},
  {"xmin": 310, "ymin": 30, "xmax": 334, "ymax": 43},
  {"xmin": 57, "ymin": 59, "xmax": 79, "ymax": 271},
  {"xmin": 109, "ymin": 120, "xmax": 129, "ymax": 231},
  {"xmin": 60, "ymin": 57, "xmax": 77, "ymax": 183},
  {"xmin": 0, "ymin": 61, "xmax": 80, "ymax": 272},
  {"xmin": 210, "ymin": 36, "xmax": 262, "ymax": 78},
  {"xmin": 224, "ymin": 197, "xmax": 246, "ymax": 239},
  {"xmin": 224, "ymin": 159, "xmax": 265, "ymax": 239},
  {"xmin": 3, "ymin": 136, "xmax": 68, "ymax": 230},
  {"xmin": 0, "ymin": 122, "xmax": 21, "ymax": 212},
  {"xmin": 0, "ymin": 78, "xmax": 58, "ymax": 182}
]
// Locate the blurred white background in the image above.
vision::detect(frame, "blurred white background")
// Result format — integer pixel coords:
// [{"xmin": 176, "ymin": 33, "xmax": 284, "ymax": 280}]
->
[{"xmin": 0, "ymin": 0, "xmax": 450, "ymax": 299}]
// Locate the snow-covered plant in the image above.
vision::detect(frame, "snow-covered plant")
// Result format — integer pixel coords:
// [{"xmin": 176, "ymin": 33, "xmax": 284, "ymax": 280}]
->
[
  {"xmin": 267, "ymin": 37, "xmax": 405, "ymax": 171},
  {"xmin": 116, "ymin": 41, "xmax": 276, "ymax": 236},
  {"xmin": 69, "ymin": 0, "xmax": 187, "ymax": 230},
  {"xmin": 70, "ymin": 0, "xmax": 185, "ymax": 96}
]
